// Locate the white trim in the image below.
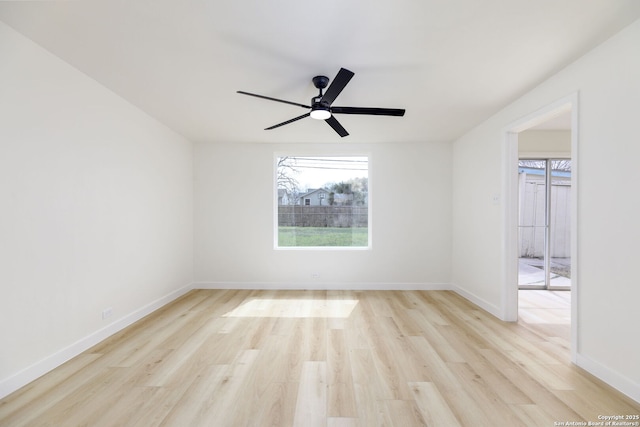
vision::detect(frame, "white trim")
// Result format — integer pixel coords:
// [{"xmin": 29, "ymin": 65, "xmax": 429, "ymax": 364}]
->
[
  {"xmin": 507, "ymin": 98, "xmax": 573, "ymax": 133},
  {"xmin": 575, "ymin": 353, "xmax": 640, "ymax": 404},
  {"xmin": 503, "ymin": 92, "xmax": 579, "ymax": 362},
  {"xmin": 193, "ymin": 281, "xmax": 452, "ymax": 291},
  {"xmin": 569, "ymin": 101, "xmax": 579, "ymax": 364},
  {"xmin": 451, "ymin": 284, "xmax": 502, "ymax": 319},
  {"xmin": 274, "ymin": 246, "xmax": 371, "ymax": 252},
  {"xmin": 0, "ymin": 284, "xmax": 193, "ymax": 400},
  {"xmin": 503, "ymin": 131, "xmax": 520, "ymax": 322},
  {"xmin": 518, "ymin": 151, "xmax": 571, "ymax": 159}
]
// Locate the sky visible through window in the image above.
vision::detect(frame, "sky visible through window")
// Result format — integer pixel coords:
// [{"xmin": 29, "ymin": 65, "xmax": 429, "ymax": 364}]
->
[{"xmin": 286, "ymin": 156, "xmax": 368, "ymax": 190}]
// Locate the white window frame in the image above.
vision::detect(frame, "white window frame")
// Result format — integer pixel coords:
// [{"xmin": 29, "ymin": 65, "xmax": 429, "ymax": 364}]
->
[{"xmin": 274, "ymin": 152, "xmax": 372, "ymax": 251}]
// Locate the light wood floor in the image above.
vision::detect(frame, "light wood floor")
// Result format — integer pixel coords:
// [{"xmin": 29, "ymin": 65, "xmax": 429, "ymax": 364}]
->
[{"xmin": 1, "ymin": 290, "xmax": 638, "ymax": 426}]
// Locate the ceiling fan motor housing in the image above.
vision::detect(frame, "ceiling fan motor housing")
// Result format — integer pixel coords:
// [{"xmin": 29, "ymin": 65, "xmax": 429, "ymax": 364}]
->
[{"xmin": 312, "ymin": 75, "xmax": 330, "ymax": 90}]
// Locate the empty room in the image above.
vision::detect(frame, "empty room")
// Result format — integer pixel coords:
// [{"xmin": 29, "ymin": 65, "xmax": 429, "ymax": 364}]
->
[{"xmin": 1, "ymin": 1, "xmax": 640, "ymax": 426}]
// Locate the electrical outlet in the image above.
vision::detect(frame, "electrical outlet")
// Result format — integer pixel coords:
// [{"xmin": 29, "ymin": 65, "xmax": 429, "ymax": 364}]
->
[
  {"xmin": 102, "ymin": 307, "xmax": 113, "ymax": 320},
  {"xmin": 311, "ymin": 272, "xmax": 321, "ymax": 279}
]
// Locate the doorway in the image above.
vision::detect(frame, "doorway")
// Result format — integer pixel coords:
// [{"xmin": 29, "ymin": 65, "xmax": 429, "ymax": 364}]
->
[{"xmin": 503, "ymin": 93, "xmax": 578, "ymax": 362}]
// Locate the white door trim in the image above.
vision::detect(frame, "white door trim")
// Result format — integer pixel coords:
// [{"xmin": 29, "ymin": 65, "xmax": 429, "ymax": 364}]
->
[{"xmin": 502, "ymin": 92, "xmax": 579, "ymax": 363}]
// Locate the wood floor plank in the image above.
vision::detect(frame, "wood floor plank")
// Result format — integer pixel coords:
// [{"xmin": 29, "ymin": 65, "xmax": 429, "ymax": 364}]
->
[
  {"xmin": 446, "ymin": 361, "xmax": 529, "ymax": 426},
  {"xmin": 93, "ymin": 385, "xmax": 167, "ymax": 427},
  {"xmin": 437, "ymin": 324, "xmax": 533, "ymax": 405},
  {"xmin": 293, "ymin": 361, "xmax": 327, "ymax": 427},
  {"xmin": 382, "ymin": 399, "xmax": 426, "ymax": 426},
  {"xmin": 405, "ymin": 309, "xmax": 466, "ymax": 363},
  {"xmin": 409, "ymin": 381, "xmax": 461, "ymax": 427},
  {"xmin": 511, "ymin": 403, "xmax": 558, "ymax": 426},
  {"xmin": 406, "ymin": 335, "xmax": 495, "ymax": 426},
  {"xmin": 479, "ymin": 348, "xmax": 585, "ymax": 421},
  {"xmin": 351, "ymin": 383, "xmax": 393, "ymax": 427},
  {"xmin": 0, "ymin": 353, "xmax": 102, "ymax": 425},
  {"xmin": 29, "ymin": 367, "xmax": 131, "ymax": 426},
  {"xmin": 173, "ymin": 349, "xmax": 260, "ymax": 427},
  {"xmin": 129, "ymin": 387, "xmax": 192, "ymax": 427},
  {"xmin": 326, "ymin": 417, "xmax": 358, "ymax": 427},
  {"xmin": 240, "ymin": 381, "xmax": 297, "ymax": 427},
  {"xmin": 357, "ymin": 298, "xmax": 413, "ymax": 400},
  {"xmin": 2, "ymin": 289, "xmax": 638, "ymax": 427},
  {"xmin": 327, "ymin": 330, "xmax": 357, "ymax": 417},
  {"xmin": 150, "ymin": 364, "xmax": 228, "ymax": 427}
]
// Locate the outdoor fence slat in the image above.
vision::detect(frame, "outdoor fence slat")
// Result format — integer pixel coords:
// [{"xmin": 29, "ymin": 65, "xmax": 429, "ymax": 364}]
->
[{"xmin": 278, "ymin": 206, "xmax": 368, "ymax": 228}]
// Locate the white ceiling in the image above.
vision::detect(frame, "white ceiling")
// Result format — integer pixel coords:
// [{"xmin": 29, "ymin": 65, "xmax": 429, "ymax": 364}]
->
[{"xmin": 1, "ymin": 1, "xmax": 639, "ymax": 144}]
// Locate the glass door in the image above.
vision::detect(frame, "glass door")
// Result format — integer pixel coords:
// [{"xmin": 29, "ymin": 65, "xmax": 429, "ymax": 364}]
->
[
  {"xmin": 549, "ymin": 160, "xmax": 571, "ymax": 289},
  {"xmin": 518, "ymin": 160, "xmax": 571, "ymax": 289}
]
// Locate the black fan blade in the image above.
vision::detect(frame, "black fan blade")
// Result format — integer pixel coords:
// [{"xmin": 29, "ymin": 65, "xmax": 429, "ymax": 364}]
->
[
  {"xmin": 237, "ymin": 91, "xmax": 310, "ymax": 109},
  {"xmin": 331, "ymin": 106, "xmax": 405, "ymax": 116},
  {"xmin": 325, "ymin": 116, "xmax": 349, "ymax": 137},
  {"xmin": 320, "ymin": 68, "xmax": 354, "ymax": 106},
  {"xmin": 265, "ymin": 112, "xmax": 310, "ymax": 130}
]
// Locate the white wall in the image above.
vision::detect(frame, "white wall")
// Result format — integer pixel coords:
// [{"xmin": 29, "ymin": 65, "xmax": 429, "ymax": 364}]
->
[
  {"xmin": 452, "ymin": 18, "xmax": 640, "ymax": 401},
  {"xmin": 0, "ymin": 22, "xmax": 194, "ymax": 397},
  {"xmin": 194, "ymin": 141, "xmax": 452, "ymax": 289},
  {"xmin": 518, "ymin": 130, "xmax": 571, "ymax": 157}
]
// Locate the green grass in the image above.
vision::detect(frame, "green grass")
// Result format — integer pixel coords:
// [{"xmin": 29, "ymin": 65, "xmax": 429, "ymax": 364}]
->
[{"xmin": 278, "ymin": 226, "xmax": 368, "ymax": 247}]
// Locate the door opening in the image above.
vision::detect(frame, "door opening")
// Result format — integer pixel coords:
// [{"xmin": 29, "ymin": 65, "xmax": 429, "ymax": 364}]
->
[{"xmin": 503, "ymin": 93, "xmax": 578, "ymax": 362}]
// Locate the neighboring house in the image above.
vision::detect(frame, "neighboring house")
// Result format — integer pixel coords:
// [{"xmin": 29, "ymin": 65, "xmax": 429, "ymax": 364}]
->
[
  {"xmin": 278, "ymin": 189, "xmax": 292, "ymax": 206},
  {"xmin": 298, "ymin": 188, "xmax": 330, "ymax": 206},
  {"xmin": 294, "ymin": 189, "xmax": 360, "ymax": 206}
]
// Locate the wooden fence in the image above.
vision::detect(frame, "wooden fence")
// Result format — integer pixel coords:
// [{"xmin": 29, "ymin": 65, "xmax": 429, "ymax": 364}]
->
[
  {"xmin": 519, "ymin": 181, "xmax": 571, "ymax": 258},
  {"xmin": 278, "ymin": 206, "xmax": 368, "ymax": 227}
]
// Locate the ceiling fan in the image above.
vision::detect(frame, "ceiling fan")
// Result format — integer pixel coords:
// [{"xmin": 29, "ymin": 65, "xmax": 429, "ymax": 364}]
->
[{"xmin": 237, "ymin": 68, "xmax": 405, "ymax": 137}]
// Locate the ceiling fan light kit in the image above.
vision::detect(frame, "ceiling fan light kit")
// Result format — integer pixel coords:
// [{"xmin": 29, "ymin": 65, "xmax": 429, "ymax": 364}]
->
[
  {"xmin": 310, "ymin": 107, "xmax": 331, "ymax": 120},
  {"xmin": 237, "ymin": 68, "xmax": 405, "ymax": 137}
]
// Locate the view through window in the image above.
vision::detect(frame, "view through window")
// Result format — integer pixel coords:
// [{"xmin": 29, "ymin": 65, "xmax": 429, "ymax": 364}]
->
[{"xmin": 276, "ymin": 156, "xmax": 369, "ymax": 248}]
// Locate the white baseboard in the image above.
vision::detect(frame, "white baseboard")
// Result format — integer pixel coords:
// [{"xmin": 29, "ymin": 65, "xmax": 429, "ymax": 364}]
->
[
  {"xmin": 0, "ymin": 283, "xmax": 193, "ymax": 400},
  {"xmin": 576, "ymin": 353, "xmax": 640, "ymax": 404},
  {"xmin": 193, "ymin": 281, "xmax": 452, "ymax": 291},
  {"xmin": 451, "ymin": 283, "xmax": 502, "ymax": 319}
]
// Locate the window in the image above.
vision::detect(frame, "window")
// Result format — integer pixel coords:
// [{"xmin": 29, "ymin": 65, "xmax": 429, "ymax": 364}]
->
[{"xmin": 276, "ymin": 156, "xmax": 369, "ymax": 248}]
